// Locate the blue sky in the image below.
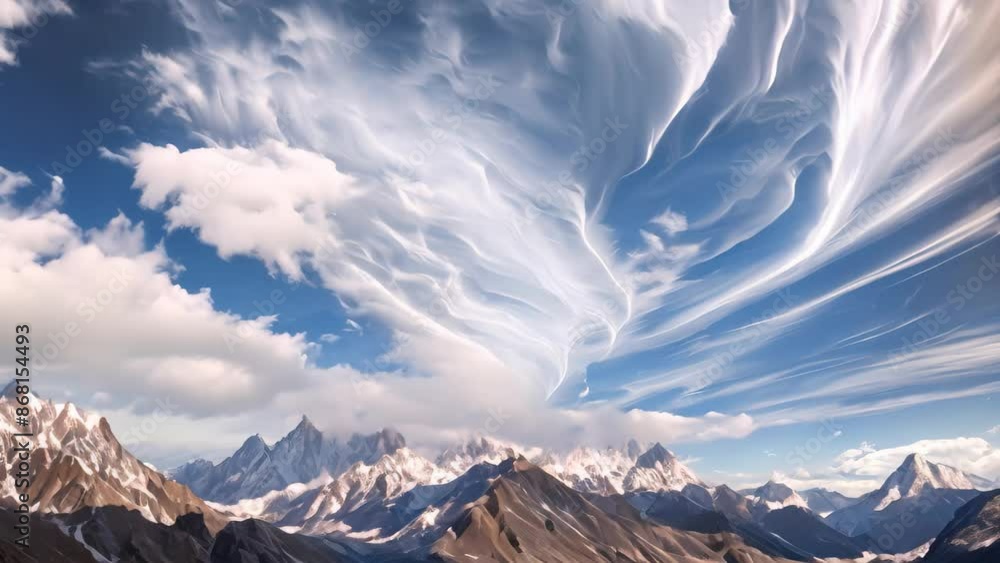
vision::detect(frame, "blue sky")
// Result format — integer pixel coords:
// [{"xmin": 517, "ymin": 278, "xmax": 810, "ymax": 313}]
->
[{"xmin": 1, "ymin": 0, "xmax": 998, "ymax": 493}]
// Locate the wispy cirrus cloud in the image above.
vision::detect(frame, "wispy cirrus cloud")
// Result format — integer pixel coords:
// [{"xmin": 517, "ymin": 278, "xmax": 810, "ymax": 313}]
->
[
  {"xmin": 1, "ymin": 0, "xmax": 993, "ymax": 456},
  {"xmin": 104, "ymin": 0, "xmax": 1000, "ymax": 441}
]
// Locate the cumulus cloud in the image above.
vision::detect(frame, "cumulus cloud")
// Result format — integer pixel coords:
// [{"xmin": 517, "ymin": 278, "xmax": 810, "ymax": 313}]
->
[
  {"xmin": 0, "ymin": 158, "xmax": 754, "ymax": 460},
  {"xmin": 0, "ymin": 178, "xmax": 311, "ymax": 417},
  {"xmin": 834, "ymin": 437, "xmax": 1000, "ymax": 482}
]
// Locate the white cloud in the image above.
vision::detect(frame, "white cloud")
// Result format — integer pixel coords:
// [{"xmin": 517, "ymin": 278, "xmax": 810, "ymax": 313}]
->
[
  {"xmin": 650, "ymin": 208, "xmax": 688, "ymax": 235},
  {"xmin": 0, "ymin": 194, "xmax": 311, "ymax": 417},
  {"xmin": 7, "ymin": 0, "xmax": 997, "ymax": 460},
  {"xmin": 117, "ymin": 0, "xmax": 741, "ymax": 411},
  {"xmin": 0, "ymin": 165, "xmax": 30, "ymax": 195},
  {"xmin": 834, "ymin": 437, "xmax": 1000, "ymax": 482},
  {"xmin": 0, "ymin": 0, "xmax": 72, "ymax": 66},
  {"xmin": 0, "ymin": 170, "xmax": 754, "ymax": 460},
  {"xmin": 764, "ymin": 470, "xmax": 882, "ymax": 498},
  {"xmin": 988, "ymin": 425, "xmax": 1000, "ymax": 435},
  {"xmin": 98, "ymin": 146, "xmax": 132, "ymax": 166},
  {"xmin": 103, "ymin": 0, "xmax": 1000, "ymax": 453},
  {"xmin": 319, "ymin": 333, "xmax": 340, "ymax": 344}
]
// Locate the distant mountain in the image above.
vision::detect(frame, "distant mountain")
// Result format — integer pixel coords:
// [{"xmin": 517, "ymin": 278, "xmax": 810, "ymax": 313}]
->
[
  {"xmin": 7, "ymin": 392, "xmax": 993, "ymax": 563},
  {"xmin": 698, "ymin": 483, "xmax": 753, "ymax": 521},
  {"xmin": 170, "ymin": 417, "xmax": 410, "ymax": 504},
  {"xmin": 673, "ymin": 484, "xmax": 832, "ymax": 560},
  {"xmin": 826, "ymin": 453, "xmax": 983, "ymax": 553},
  {"xmin": 279, "ymin": 446, "xmax": 453, "ymax": 535},
  {"xmin": 759, "ymin": 505, "xmax": 866, "ymax": 558},
  {"xmin": 625, "ymin": 490, "xmax": 731, "ymax": 534},
  {"xmin": 534, "ymin": 441, "xmax": 641, "ymax": 495},
  {"xmin": 801, "ymin": 487, "xmax": 857, "ymax": 516},
  {"xmin": 435, "ymin": 436, "xmax": 533, "ymax": 475},
  {"xmin": 923, "ymin": 488, "xmax": 1000, "ymax": 563},
  {"xmin": 220, "ymin": 437, "xmax": 710, "ymax": 541},
  {"xmin": 1, "ymin": 468, "xmax": 808, "ymax": 563},
  {"xmin": 0, "ymin": 386, "xmax": 227, "ymax": 533},
  {"xmin": 621, "ymin": 442, "xmax": 705, "ymax": 493},
  {"xmin": 431, "ymin": 458, "xmax": 789, "ymax": 563},
  {"xmin": 745, "ymin": 479, "xmax": 810, "ymax": 511}
]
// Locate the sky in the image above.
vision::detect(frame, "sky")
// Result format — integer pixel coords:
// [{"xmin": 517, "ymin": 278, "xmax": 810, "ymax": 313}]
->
[{"xmin": 0, "ymin": 0, "xmax": 998, "ymax": 495}]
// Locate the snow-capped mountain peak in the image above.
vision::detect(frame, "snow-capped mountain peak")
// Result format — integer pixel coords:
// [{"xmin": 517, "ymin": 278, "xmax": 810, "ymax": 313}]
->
[
  {"xmin": 537, "ymin": 444, "xmax": 639, "ymax": 495},
  {"xmin": 0, "ymin": 391, "xmax": 226, "ymax": 532},
  {"xmin": 873, "ymin": 453, "xmax": 980, "ymax": 511},
  {"xmin": 622, "ymin": 443, "xmax": 704, "ymax": 492},
  {"xmin": 634, "ymin": 443, "xmax": 676, "ymax": 468},
  {"xmin": 435, "ymin": 436, "xmax": 526, "ymax": 475},
  {"xmin": 746, "ymin": 480, "xmax": 809, "ymax": 510},
  {"xmin": 891, "ymin": 454, "xmax": 977, "ymax": 494},
  {"xmin": 825, "ymin": 452, "xmax": 986, "ymax": 550},
  {"xmin": 348, "ymin": 427, "xmax": 406, "ymax": 460},
  {"xmin": 170, "ymin": 420, "xmax": 420, "ymax": 504}
]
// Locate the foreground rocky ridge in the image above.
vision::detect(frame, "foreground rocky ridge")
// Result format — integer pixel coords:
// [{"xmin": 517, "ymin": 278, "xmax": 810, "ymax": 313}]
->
[{"xmin": 3, "ymin": 479, "xmax": 997, "ymax": 562}]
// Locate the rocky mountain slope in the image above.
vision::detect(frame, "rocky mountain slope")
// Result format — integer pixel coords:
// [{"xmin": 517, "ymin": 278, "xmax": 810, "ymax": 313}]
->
[
  {"xmin": 0, "ymin": 386, "xmax": 227, "ymax": 534},
  {"xmin": 826, "ymin": 453, "xmax": 983, "ymax": 553},
  {"xmin": 432, "ymin": 457, "xmax": 796, "ymax": 563},
  {"xmin": 923, "ymin": 488, "xmax": 1000, "ymax": 563},
  {"xmin": 760, "ymin": 505, "xmax": 866, "ymax": 558},
  {"xmin": 801, "ymin": 487, "xmax": 857, "ymax": 516}
]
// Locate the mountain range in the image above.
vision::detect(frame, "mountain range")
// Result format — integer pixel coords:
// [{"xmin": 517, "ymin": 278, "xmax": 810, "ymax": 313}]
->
[
  {"xmin": 826, "ymin": 453, "xmax": 986, "ymax": 553},
  {"xmin": 0, "ymin": 385, "xmax": 227, "ymax": 534},
  {"xmin": 0, "ymin": 391, "xmax": 997, "ymax": 562}
]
